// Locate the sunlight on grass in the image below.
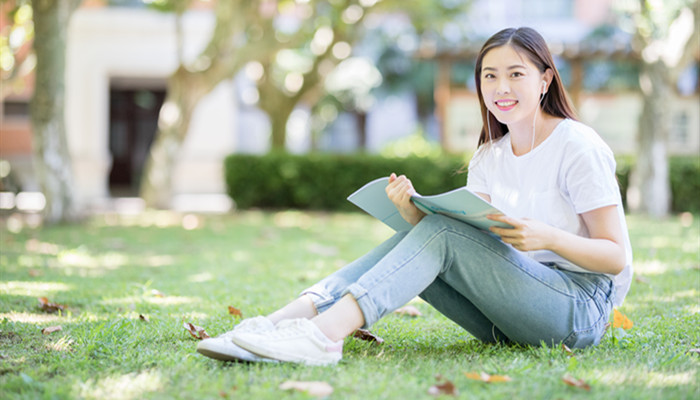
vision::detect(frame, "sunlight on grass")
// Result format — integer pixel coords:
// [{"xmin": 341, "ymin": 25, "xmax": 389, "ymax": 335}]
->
[
  {"xmin": 273, "ymin": 210, "xmax": 314, "ymax": 229},
  {"xmin": 0, "ymin": 281, "xmax": 72, "ymax": 296},
  {"xmin": 0, "ymin": 311, "xmax": 68, "ymax": 324},
  {"xmin": 58, "ymin": 250, "xmax": 128, "ymax": 269},
  {"xmin": 634, "ymin": 260, "xmax": 670, "ymax": 275},
  {"xmin": 188, "ymin": 272, "xmax": 214, "ymax": 283},
  {"xmin": 46, "ymin": 336, "xmax": 75, "ymax": 352},
  {"xmin": 77, "ymin": 369, "xmax": 163, "ymax": 400},
  {"xmin": 100, "ymin": 295, "xmax": 202, "ymax": 307}
]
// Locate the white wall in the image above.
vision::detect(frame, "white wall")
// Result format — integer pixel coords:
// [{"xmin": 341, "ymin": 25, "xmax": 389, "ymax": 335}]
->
[{"xmin": 65, "ymin": 7, "xmax": 236, "ymax": 206}]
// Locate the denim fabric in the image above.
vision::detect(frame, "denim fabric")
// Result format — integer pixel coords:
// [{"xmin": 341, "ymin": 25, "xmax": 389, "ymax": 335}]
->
[{"xmin": 301, "ymin": 214, "xmax": 614, "ymax": 349}]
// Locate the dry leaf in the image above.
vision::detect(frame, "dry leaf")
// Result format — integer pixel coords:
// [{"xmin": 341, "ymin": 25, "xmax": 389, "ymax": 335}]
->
[
  {"xmin": 352, "ymin": 328, "xmax": 384, "ymax": 344},
  {"xmin": 464, "ymin": 371, "xmax": 511, "ymax": 383},
  {"xmin": 562, "ymin": 375, "xmax": 591, "ymax": 391},
  {"xmin": 612, "ymin": 309, "xmax": 633, "ymax": 330},
  {"xmin": 28, "ymin": 269, "xmax": 42, "ymax": 277},
  {"xmin": 183, "ymin": 322, "xmax": 210, "ymax": 340},
  {"xmin": 151, "ymin": 289, "xmax": 165, "ymax": 297},
  {"xmin": 561, "ymin": 343, "xmax": 574, "ymax": 356},
  {"xmin": 427, "ymin": 374, "xmax": 459, "ymax": 397},
  {"xmin": 394, "ymin": 305, "xmax": 423, "ymax": 317},
  {"xmin": 227, "ymin": 306, "xmax": 242, "ymax": 317},
  {"xmin": 139, "ymin": 314, "xmax": 149, "ymax": 322},
  {"xmin": 279, "ymin": 380, "xmax": 333, "ymax": 397},
  {"xmin": 38, "ymin": 297, "xmax": 66, "ymax": 313},
  {"xmin": 41, "ymin": 325, "xmax": 62, "ymax": 335}
]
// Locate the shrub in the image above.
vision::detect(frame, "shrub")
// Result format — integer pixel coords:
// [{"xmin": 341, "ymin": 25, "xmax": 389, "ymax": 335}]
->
[
  {"xmin": 224, "ymin": 153, "xmax": 700, "ymax": 213},
  {"xmin": 224, "ymin": 152, "xmax": 467, "ymax": 211}
]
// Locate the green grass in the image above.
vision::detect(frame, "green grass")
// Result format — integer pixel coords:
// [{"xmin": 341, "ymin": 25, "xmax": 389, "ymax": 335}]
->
[{"xmin": 1, "ymin": 210, "xmax": 698, "ymax": 399}]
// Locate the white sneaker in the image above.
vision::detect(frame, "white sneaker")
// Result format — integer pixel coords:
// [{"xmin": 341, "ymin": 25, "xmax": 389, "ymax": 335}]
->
[
  {"xmin": 231, "ymin": 318, "xmax": 343, "ymax": 366},
  {"xmin": 196, "ymin": 316, "xmax": 278, "ymax": 363}
]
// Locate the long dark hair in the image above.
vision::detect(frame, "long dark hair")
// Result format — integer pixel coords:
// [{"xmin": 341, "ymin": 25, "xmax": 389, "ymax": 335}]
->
[{"xmin": 474, "ymin": 27, "xmax": 577, "ymax": 147}]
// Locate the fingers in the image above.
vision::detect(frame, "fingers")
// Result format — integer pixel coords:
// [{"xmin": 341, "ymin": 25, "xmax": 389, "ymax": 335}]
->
[{"xmin": 386, "ymin": 174, "xmax": 416, "ymax": 206}]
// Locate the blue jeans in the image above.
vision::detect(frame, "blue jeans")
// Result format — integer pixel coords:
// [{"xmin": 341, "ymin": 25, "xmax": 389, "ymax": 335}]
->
[{"xmin": 302, "ymin": 214, "xmax": 614, "ymax": 349}]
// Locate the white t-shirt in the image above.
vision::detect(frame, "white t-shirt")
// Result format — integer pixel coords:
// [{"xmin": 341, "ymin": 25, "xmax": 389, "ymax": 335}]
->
[{"xmin": 467, "ymin": 118, "xmax": 633, "ymax": 306}]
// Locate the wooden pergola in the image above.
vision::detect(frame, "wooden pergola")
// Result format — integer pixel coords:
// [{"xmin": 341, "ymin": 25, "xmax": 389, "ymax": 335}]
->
[{"xmin": 416, "ymin": 42, "xmax": 641, "ymax": 149}]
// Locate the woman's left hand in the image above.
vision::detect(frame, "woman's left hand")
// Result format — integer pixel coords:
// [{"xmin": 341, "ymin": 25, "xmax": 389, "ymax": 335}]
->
[{"xmin": 487, "ymin": 214, "xmax": 556, "ymax": 252}]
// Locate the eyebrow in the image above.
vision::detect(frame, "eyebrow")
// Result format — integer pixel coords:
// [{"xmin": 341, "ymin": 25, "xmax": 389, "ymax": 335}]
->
[{"xmin": 482, "ymin": 65, "xmax": 527, "ymax": 72}]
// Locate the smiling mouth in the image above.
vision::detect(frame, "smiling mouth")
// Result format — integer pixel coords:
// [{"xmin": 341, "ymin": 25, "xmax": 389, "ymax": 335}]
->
[{"xmin": 495, "ymin": 100, "xmax": 518, "ymax": 110}]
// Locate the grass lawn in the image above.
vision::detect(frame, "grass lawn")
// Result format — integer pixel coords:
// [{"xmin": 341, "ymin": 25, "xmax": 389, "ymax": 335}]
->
[{"xmin": 0, "ymin": 210, "xmax": 698, "ymax": 399}]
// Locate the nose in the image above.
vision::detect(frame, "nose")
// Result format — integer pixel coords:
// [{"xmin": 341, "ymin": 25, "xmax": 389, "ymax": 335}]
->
[{"xmin": 496, "ymin": 77, "xmax": 510, "ymax": 95}]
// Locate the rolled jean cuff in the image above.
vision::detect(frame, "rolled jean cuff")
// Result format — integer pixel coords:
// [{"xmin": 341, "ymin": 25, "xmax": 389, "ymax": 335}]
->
[
  {"xmin": 299, "ymin": 284, "xmax": 337, "ymax": 314},
  {"xmin": 344, "ymin": 282, "xmax": 379, "ymax": 330}
]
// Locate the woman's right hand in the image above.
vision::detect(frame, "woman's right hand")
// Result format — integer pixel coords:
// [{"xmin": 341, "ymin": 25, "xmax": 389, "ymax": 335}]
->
[{"xmin": 386, "ymin": 173, "xmax": 426, "ymax": 226}]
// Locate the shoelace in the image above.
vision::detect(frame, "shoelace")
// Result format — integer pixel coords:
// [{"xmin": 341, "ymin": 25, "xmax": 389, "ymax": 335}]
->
[
  {"xmin": 257, "ymin": 319, "xmax": 309, "ymax": 340},
  {"xmin": 218, "ymin": 317, "xmax": 271, "ymax": 339}
]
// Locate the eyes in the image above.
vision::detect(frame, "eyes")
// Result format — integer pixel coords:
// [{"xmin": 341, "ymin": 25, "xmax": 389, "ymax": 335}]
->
[{"xmin": 482, "ymin": 71, "xmax": 525, "ymax": 80}]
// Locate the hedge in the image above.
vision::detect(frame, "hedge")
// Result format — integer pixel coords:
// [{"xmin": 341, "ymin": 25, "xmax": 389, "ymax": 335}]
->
[{"xmin": 224, "ymin": 153, "xmax": 700, "ymax": 213}]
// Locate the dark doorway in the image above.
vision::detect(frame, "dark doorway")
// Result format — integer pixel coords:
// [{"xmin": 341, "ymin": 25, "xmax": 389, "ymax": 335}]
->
[{"xmin": 108, "ymin": 87, "xmax": 165, "ymax": 196}]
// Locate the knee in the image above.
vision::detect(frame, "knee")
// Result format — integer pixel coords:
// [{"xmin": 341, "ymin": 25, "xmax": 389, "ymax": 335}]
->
[{"xmin": 415, "ymin": 213, "xmax": 451, "ymax": 231}]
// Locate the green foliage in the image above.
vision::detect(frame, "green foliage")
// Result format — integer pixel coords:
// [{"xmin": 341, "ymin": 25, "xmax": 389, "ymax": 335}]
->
[
  {"xmin": 224, "ymin": 152, "xmax": 468, "ymax": 211},
  {"xmin": 669, "ymin": 155, "xmax": 700, "ymax": 213},
  {"xmin": 225, "ymin": 153, "xmax": 700, "ymax": 213},
  {"xmin": 615, "ymin": 155, "xmax": 700, "ymax": 213}
]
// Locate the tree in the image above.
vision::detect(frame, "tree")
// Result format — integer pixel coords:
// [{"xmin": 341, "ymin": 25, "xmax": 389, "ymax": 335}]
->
[
  {"xmin": 140, "ymin": 0, "xmax": 470, "ymax": 207},
  {"xmin": 140, "ymin": 0, "xmax": 285, "ymax": 208},
  {"xmin": 29, "ymin": 0, "xmax": 83, "ymax": 223},
  {"xmin": 252, "ymin": 0, "xmax": 471, "ymax": 151},
  {"xmin": 621, "ymin": 0, "xmax": 699, "ymax": 217}
]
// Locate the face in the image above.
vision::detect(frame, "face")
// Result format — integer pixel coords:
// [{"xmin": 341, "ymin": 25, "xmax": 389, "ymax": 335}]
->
[{"xmin": 480, "ymin": 45, "xmax": 548, "ymax": 128}]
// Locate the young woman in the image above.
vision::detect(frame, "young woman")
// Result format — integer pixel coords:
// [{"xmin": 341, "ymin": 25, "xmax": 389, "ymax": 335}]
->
[{"xmin": 196, "ymin": 27, "xmax": 633, "ymax": 366}]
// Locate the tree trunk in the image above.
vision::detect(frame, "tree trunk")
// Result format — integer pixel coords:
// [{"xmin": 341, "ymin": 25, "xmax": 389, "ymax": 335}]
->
[
  {"xmin": 355, "ymin": 111, "xmax": 367, "ymax": 151},
  {"xmin": 269, "ymin": 102, "xmax": 296, "ymax": 150},
  {"xmin": 29, "ymin": 0, "xmax": 81, "ymax": 224},
  {"xmin": 139, "ymin": 1, "xmax": 278, "ymax": 208},
  {"xmin": 628, "ymin": 61, "xmax": 671, "ymax": 217},
  {"xmin": 139, "ymin": 67, "xmax": 211, "ymax": 209}
]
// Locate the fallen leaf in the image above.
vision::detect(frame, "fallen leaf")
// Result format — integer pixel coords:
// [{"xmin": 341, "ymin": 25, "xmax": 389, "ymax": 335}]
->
[
  {"xmin": 41, "ymin": 326, "xmax": 62, "ymax": 335},
  {"xmin": 634, "ymin": 275, "xmax": 650, "ymax": 284},
  {"xmin": 687, "ymin": 348, "xmax": 700, "ymax": 355},
  {"xmin": 279, "ymin": 380, "xmax": 333, "ymax": 397},
  {"xmin": 151, "ymin": 289, "xmax": 165, "ymax": 298},
  {"xmin": 139, "ymin": 314, "xmax": 149, "ymax": 322},
  {"xmin": 228, "ymin": 306, "xmax": 242, "ymax": 317},
  {"xmin": 38, "ymin": 297, "xmax": 66, "ymax": 313},
  {"xmin": 562, "ymin": 375, "xmax": 591, "ymax": 391},
  {"xmin": 352, "ymin": 328, "xmax": 384, "ymax": 344},
  {"xmin": 394, "ymin": 305, "xmax": 423, "ymax": 317},
  {"xmin": 464, "ymin": 371, "xmax": 511, "ymax": 383},
  {"xmin": 612, "ymin": 309, "xmax": 633, "ymax": 330},
  {"xmin": 427, "ymin": 374, "xmax": 459, "ymax": 397},
  {"xmin": 183, "ymin": 322, "xmax": 210, "ymax": 340},
  {"xmin": 561, "ymin": 343, "xmax": 574, "ymax": 356},
  {"xmin": 28, "ymin": 269, "xmax": 42, "ymax": 277}
]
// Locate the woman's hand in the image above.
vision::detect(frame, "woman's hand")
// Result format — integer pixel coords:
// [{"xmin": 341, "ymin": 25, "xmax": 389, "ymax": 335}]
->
[
  {"xmin": 487, "ymin": 206, "xmax": 626, "ymax": 275},
  {"xmin": 487, "ymin": 214, "xmax": 555, "ymax": 252},
  {"xmin": 386, "ymin": 173, "xmax": 426, "ymax": 226}
]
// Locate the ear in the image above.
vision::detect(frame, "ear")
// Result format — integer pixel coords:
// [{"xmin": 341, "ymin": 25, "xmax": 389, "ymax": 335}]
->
[{"xmin": 542, "ymin": 68, "xmax": 554, "ymax": 93}]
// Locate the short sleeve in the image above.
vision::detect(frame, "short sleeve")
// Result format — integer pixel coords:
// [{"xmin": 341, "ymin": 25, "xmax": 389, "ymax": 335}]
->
[
  {"xmin": 564, "ymin": 147, "xmax": 621, "ymax": 214},
  {"xmin": 466, "ymin": 146, "xmax": 490, "ymax": 195}
]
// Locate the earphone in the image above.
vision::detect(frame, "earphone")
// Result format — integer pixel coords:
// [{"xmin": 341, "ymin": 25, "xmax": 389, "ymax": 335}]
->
[{"xmin": 542, "ymin": 81, "xmax": 547, "ymax": 94}]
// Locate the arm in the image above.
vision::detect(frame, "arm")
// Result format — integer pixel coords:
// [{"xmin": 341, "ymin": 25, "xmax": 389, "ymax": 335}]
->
[
  {"xmin": 386, "ymin": 173, "xmax": 426, "ymax": 226},
  {"xmin": 488, "ymin": 205, "xmax": 626, "ymax": 275}
]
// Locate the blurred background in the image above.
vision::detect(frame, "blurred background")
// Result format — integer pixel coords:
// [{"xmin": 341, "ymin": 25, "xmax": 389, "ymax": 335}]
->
[{"xmin": 1, "ymin": 0, "xmax": 698, "ymax": 225}]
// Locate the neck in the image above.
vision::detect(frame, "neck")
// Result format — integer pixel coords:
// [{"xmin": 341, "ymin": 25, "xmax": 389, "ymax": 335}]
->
[{"xmin": 509, "ymin": 111, "xmax": 561, "ymax": 156}]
